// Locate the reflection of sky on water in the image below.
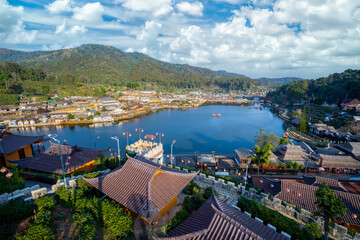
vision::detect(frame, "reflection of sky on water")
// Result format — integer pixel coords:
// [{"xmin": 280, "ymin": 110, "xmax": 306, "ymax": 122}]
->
[{"xmin": 10, "ymin": 104, "xmax": 286, "ymax": 155}]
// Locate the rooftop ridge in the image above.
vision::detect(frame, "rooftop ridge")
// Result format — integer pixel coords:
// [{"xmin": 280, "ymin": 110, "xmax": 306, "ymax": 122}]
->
[{"xmin": 210, "ymin": 204, "xmax": 264, "ymax": 240}]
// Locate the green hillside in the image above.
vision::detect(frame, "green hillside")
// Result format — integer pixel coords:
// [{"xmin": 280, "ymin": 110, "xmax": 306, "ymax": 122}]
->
[
  {"xmin": 267, "ymin": 69, "xmax": 360, "ymax": 105},
  {"xmin": 0, "ymin": 44, "xmax": 251, "ymax": 88}
]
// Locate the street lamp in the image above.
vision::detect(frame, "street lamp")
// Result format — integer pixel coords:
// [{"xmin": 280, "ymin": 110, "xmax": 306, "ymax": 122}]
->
[
  {"xmin": 0, "ymin": 167, "xmax": 13, "ymax": 197},
  {"xmin": 170, "ymin": 140, "xmax": 176, "ymax": 167},
  {"xmin": 94, "ymin": 136, "xmax": 100, "ymax": 148},
  {"xmin": 111, "ymin": 136, "xmax": 121, "ymax": 166},
  {"xmin": 156, "ymin": 132, "xmax": 164, "ymax": 144},
  {"xmin": 123, "ymin": 132, "xmax": 132, "ymax": 146},
  {"xmin": 197, "ymin": 162, "xmax": 207, "ymax": 173},
  {"xmin": 244, "ymin": 158, "xmax": 252, "ymax": 190},
  {"xmin": 182, "ymin": 159, "xmax": 190, "ymax": 168},
  {"xmin": 135, "ymin": 128, "xmax": 144, "ymax": 140},
  {"xmin": 48, "ymin": 134, "xmax": 67, "ymax": 188}
]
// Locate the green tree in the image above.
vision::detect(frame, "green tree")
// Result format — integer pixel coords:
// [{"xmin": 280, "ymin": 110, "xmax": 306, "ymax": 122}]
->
[
  {"xmin": 315, "ymin": 183, "xmax": 347, "ymax": 240},
  {"xmin": 297, "ymin": 109, "xmax": 308, "ymax": 133},
  {"xmin": 253, "ymin": 144, "xmax": 272, "ymax": 166},
  {"xmin": 67, "ymin": 113, "xmax": 74, "ymax": 120},
  {"xmin": 255, "ymin": 129, "xmax": 280, "ymax": 150},
  {"xmin": 95, "ymin": 111, "xmax": 101, "ymax": 115}
]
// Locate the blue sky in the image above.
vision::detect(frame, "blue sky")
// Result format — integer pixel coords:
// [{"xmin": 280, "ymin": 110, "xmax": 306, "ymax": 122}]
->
[{"xmin": 1, "ymin": 0, "xmax": 360, "ymax": 78}]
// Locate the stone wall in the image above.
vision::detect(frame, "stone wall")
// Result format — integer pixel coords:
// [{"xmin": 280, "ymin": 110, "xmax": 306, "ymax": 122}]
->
[
  {"xmin": 0, "ymin": 169, "xmax": 110, "ymax": 205},
  {"xmin": 189, "ymin": 170, "xmax": 360, "ymax": 240}
]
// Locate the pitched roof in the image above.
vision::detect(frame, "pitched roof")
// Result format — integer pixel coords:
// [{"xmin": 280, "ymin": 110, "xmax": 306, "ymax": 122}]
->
[
  {"xmin": 165, "ymin": 193, "xmax": 287, "ymax": 240},
  {"xmin": 275, "ymin": 180, "xmax": 360, "ymax": 226},
  {"xmin": 0, "ymin": 130, "xmax": 44, "ymax": 155},
  {"xmin": 11, "ymin": 142, "xmax": 106, "ymax": 174},
  {"xmin": 276, "ymin": 144, "xmax": 309, "ymax": 163},
  {"xmin": 335, "ymin": 142, "xmax": 360, "ymax": 156},
  {"xmin": 319, "ymin": 154, "xmax": 360, "ymax": 169},
  {"xmin": 234, "ymin": 148, "xmax": 252, "ymax": 159},
  {"xmin": 84, "ymin": 155, "xmax": 198, "ymax": 217}
]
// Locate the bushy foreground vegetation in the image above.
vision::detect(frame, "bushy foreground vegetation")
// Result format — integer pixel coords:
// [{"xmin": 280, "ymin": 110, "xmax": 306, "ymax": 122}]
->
[
  {"xmin": 166, "ymin": 182, "xmax": 215, "ymax": 233},
  {"xmin": 0, "ymin": 166, "xmax": 25, "ymax": 195},
  {"xmin": 0, "ymin": 177, "xmax": 134, "ymax": 239}
]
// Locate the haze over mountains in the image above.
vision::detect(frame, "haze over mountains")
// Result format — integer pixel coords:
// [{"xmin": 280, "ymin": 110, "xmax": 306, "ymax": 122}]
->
[{"xmin": 0, "ymin": 44, "xmax": 300, "ymax": 86}]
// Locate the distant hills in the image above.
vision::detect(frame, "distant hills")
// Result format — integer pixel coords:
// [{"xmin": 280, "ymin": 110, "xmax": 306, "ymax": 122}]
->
[
  {"xmin": 0, "ymin": 44, "xmax": 255, "ymax": 89},
  {"xmin": 0, "ymin": 44, "xmax": 301, "ymax": 89}
]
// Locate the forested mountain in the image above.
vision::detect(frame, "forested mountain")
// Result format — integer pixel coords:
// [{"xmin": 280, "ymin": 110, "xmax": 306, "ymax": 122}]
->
[
  {"xmin": 267, "ymin": 69, "xmax": 360, "ymax": 105},
  {"xmin": 0, "ymin": 44, "xmax": 253, "ymax": 89}
]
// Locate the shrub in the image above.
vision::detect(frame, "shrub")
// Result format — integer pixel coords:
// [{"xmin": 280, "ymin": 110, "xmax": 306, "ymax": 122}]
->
[
  {"xmin": 18, "ymin": 223, "xmax": 54, "ymax": 240},
  {"xmin": 305, "ymin": 222, "xmax": 323, "ymax": 239},
  {"xmin": 35, "ymin": 196, "xmax": 56, "ymax": 212},
  {"xmin": 182, "ymin": 181, "xmax": 200, "ymax": 195},
  {"xmin": 55, "ymin": 187, "xmax": 72, "ymax": 206},
  {"xmin": 0, "ymin": 199, "xmax": 34, "ymax": 225},
  {"xmin": 0, "ymin": 166, "xmax": 25, "ymax": 194},
  {"xmin": 84, "ymin": 172, "xmax": 100, "ymax": 179},
  {"xmin": 166, "ymin": 209, "xmax": 189, "ymax": 232},
  {"xmin": 183, "ymin": 195, "xmax": 205, "ymax": 213},
  {"xmin": 102, "ymin": 199, "xmax": 134, "ymax": 239},
  {"xmin": 203, "ymin": 186, "xmax": 213, "ymax": 199},
  {"xmin": 237, "ymin": 197, "xmax": 313, "ymax": 239}
]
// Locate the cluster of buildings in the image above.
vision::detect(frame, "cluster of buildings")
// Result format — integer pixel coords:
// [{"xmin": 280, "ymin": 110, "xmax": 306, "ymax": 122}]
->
[
  {"xmin": 0, "ymin": 90, "xmax": 255, "ymax": 128},
  {"xmin": 252, "ymin": 176, "xmax": 360, "ymax": 232}
]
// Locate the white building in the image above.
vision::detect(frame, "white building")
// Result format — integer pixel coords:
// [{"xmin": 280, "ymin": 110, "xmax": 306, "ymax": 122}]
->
[{"xmin": 126, "ymin": 139, "xmax": 164, "ymax": 165}]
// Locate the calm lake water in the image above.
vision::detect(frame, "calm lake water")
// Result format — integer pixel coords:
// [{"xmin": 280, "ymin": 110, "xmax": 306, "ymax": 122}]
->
[{"xmin": 10, "ymin": 104, "xmax": 286, "ymax": 155}]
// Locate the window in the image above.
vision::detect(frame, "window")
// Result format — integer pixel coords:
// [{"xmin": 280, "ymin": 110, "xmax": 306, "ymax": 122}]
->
[{"xmin": 18, "ymin": 148, "xmax": 26, "ymax": 159}]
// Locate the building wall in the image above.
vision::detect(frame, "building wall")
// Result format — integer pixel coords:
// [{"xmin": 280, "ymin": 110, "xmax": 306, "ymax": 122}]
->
[
  {"xmin": 158, "ymin": 195, "xmax": 178, "ymax": 216},
  {"xmin": 4, "ymin": 145, "xmax": 34, "ymax": 167},
  {"xmin": 69, "ymin": 160, "xmax": 96, "ymax": 174}
]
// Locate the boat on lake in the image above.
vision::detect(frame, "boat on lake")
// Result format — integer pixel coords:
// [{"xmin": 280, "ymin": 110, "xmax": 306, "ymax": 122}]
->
[{"xmin": 217, "ymin": 114, "xmax": 221, "ymax": 117}]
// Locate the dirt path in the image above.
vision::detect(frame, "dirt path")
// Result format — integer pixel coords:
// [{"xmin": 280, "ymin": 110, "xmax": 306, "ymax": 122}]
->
[{"xmin": 52, "ymin": 205, "xmax": 74, "ymax": 240}]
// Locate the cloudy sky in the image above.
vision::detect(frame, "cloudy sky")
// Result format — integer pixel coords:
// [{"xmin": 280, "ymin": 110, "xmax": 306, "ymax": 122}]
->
[{"xmin": 1, "ymin": 0, "xmax": 360, "ymax": 78}]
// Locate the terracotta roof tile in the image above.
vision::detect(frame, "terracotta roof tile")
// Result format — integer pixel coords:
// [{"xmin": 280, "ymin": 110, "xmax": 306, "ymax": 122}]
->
[
  {"xmin": 11, "ymin": 142, "xmax": 106, "ymax": 174},
  {"xmin": 165, "ymin": 193, "xmax": 287, "ymax": 240},
  {"xmin": 84, "ymin": 155, "xmax": 197, "ymax": 217},
  {"xmin": 275, "ymin": 180, "xmax": 360, "ymax": 226},
  {"xmin": 0, "ymin": 132, "xmax": 44, "ymax": 155}
]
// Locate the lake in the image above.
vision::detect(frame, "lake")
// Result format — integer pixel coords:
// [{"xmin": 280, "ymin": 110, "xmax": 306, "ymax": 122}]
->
[{"xmin": 10, "ymin": 104, "xmax": 286, "ymax": 155}]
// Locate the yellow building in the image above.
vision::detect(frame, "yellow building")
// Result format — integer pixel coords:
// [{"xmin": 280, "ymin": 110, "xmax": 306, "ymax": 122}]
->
[
  {"xmin": 0, "ymin": 129, "xmax": 45, "ymax": 167},
  {"xmin": 11, "ymin": 142, "xmax": 107, "ymax": 175},
  {"xmin": 84, "ymin": 155, "xmax": 198, "ymax": 220}
]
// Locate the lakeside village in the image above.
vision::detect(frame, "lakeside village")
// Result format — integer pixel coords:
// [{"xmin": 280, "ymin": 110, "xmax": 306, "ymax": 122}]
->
[
  {"xmin": 1, "ymin": 112, "xmax": 360, "ymax": 239},
  {"xmin": 0, "ymin": 94, "xmax": 360, "ymax": 239},
  {"xmin": 0, "ymin": 90, "xmax": 262, "ymax": 127}
]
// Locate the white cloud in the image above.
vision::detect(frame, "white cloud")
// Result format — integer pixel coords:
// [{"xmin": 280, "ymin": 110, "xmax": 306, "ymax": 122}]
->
[
  {"xmin": 176, "ymin": 2, "xmax": 203, "ymax": 16},
  {"xmin": 46, "ymin": 0, "xmax": 72, "ymax": 14},
  {"xmin": 73, "ymin": 2, "xmax": 104, "ymax": 24},
  {"xmin": 119, "ymin": 0, "xmax": 173, "ymax": 16},
  {"xmin": 129, "ymin": 0, "xmax": 360, "ymax": 78},
  {"xmin": 43, "ymin": 19, "xmax": 87, "ymax": 50},
  {"xmin": 0, "ymin": 0, "xmax": 37, "ymax": 44}
]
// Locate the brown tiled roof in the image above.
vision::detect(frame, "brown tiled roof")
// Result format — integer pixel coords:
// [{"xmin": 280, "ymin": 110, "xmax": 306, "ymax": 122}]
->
[
  {"xmin": 340, "ymin": 181, "xmax": 360, "ymax": 195},
  {"xmin": 312, "ymin": 177, "xmax": 347, "ymax": 192},
  {"xmin": 319, "ymin": 154, "xmax": 360, "ymax": 169},
  {"xmin": 165, "ymin": 193, "xmax": 287, "ymax": 240},
  {"xmin": 252, "ymin": 176, "xmax": 282, "ymax": 196},
  {"xmin": 84, "ymin": 155, "xmax": 197, "ymax": 217},
  {"xmin": 276, "ymin": 144, "xmax": 309, "ymax": 164},
  {"xmin": 234, "ymin": 148, "xmax": 252, "ymax": 159},
  {"xmin": 275, "ymin": 180, "xmax": 360, "ymax": 226},
  {"xmin": 0, "ymin": 130, "xmax": 44, "ymax": 155},
  {"xmin": 11, "ymin": 142, "xmax": 106, "ymax": 174},
  {"xmin": 335, "ymin": 142, "xmax": 360, "ymax": 156},
  {"xmin": 218, "ymin": 158, "xmax": 238, "ymax": 170}
]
